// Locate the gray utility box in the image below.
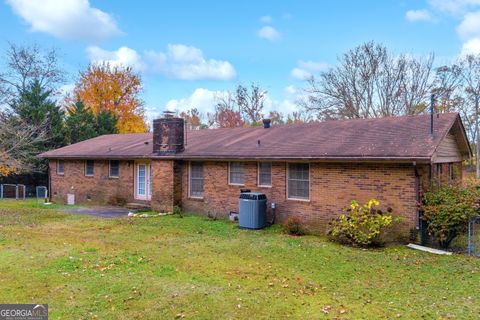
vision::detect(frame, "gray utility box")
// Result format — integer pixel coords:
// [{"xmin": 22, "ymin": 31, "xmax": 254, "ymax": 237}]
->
[{"xmin": 238, "ymin": 192, "xmax": 267, "ymax": 229}]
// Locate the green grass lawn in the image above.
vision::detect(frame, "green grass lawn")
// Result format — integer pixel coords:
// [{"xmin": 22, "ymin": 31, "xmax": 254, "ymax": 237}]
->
[{"xmin": 0, "ymin": 200, "xmax": 479, "ymax": 319}]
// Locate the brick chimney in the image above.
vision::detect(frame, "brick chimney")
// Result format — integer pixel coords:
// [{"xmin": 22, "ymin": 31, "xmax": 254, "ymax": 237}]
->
[{"xmin": 153, "ymin": 111, "xmax": 185, "ymax": 155}]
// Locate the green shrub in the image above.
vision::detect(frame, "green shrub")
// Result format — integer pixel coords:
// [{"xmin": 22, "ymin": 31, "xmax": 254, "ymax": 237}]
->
[
  {"xmin": 328, "ymin": 199, "xmax": 396, "ymax": 247},
  {"xmin": 173, "ymin": 205, "xmax": 183, "ymax": 218},
  {"xmin": 283, "ymin": 216, "xmax": 305, "ymax": 236},
  {"xmin": 422, "ymin": 185, "xmax": 480, "ymax": 249}
]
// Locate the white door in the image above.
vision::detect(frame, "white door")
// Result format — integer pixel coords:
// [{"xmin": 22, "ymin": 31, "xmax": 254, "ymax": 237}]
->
[{"xmin": 136, "ymin": 163, "xmax": 151, "ymax": 200}]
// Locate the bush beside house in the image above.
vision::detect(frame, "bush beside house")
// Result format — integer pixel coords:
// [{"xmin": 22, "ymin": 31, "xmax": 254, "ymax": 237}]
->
[
  {"xmin": 327, "ymin": 199, "xmax": 397, "ymax": 247},
  {"xmin": 422, "ymin": 185, "xmax": 480, "ymax": 249}
]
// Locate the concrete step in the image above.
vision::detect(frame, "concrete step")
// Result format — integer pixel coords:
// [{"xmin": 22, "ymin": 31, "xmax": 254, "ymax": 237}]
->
[{"xmin": 125, "ymin": 202, "xmax": 152, "ymax": 210}]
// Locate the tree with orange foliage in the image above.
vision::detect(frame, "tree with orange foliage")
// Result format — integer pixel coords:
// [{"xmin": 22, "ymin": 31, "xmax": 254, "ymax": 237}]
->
[{"xmin": 71, "ymin": 63, "xmax": 148, "ymax": 133}]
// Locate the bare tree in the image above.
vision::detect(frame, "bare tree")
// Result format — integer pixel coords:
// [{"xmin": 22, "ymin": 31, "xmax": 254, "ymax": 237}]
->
[
  {"xmin": 0, "ymin": 111, "xmax": 48, "ymax": 174},
  {"xmin": 179, "ymin": 108, "xmax": 203, "ymax": 130},
  {"xmin": 458, "ymin": 54, "xmax": 480, "ymax": 178},
  {"xmin": 302, "ymin": 42, "xmax": 434, "ymax": 119},
  {"xmin": 432, "ymin": 65, "xmax": 463, "ymax": 113},
  {"xmin": 286, "ymin": 110, "xmax": 314, "ymax": 124},
  {"xmin": 267, "ymin": 110, "xmax": 285, "ymax": 125},
  {"xmin": 207, "ymin": 92, "xmax": 243, "ymax": 128},
  {"xmin": 0, "ymin": 43, "xmax": 64, "ymax": 106},
  {"xmin": 235, "ymin": 84, "xmax": 267, "ymax": 123}
]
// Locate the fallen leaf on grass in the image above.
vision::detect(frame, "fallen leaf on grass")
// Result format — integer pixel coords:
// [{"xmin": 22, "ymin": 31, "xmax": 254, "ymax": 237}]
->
[{"xmin": 321, "ymin": 305, "xmax": 331, "ymax": 314}]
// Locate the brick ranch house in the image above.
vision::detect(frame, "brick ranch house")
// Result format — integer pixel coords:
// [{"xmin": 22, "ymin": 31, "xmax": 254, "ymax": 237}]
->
[{"xmin": 40, "ymin": 112, "xmax": 471, "ymax": 238}]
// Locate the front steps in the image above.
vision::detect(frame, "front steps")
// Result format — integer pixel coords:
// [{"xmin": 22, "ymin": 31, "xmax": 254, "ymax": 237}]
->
[{"xmin": 125, "ymin": 202, "xmax": 152, "ymax": 211}]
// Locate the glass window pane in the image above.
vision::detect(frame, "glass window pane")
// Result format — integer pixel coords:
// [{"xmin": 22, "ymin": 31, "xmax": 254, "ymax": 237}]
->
[
  {"xmin": 190, "ymin": 162, "xmax": 204, "ymax": 197},
  {"xmin": 288, "ymin": 163, "xmax": 309, "ymax": 199},
  {"xmin": 57, "ymin": 160, "xmax": 64, "ymax": 174},
  {"xmin": 86, "ymin": 160, "xmax": 94, "ymax": 175},
  {"xmin": 110, "ymin": 160, "xmax": 119, "ymax": 177},
  {"xmin": 229, "ymin": 162, "xmax": 244, "ymax": 184},
  {"xmin": 138, "ymin": 165, "xmax": 146, "ymax": 195},
  {"xmin": 258, "ymin": 162, "xmax": 272, "ymax": 186}
]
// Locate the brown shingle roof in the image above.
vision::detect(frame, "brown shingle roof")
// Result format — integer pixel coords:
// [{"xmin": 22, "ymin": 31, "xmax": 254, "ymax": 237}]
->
[{"xmin": 39, "ymin": 112, "xmax": 469, "ymax": 162}]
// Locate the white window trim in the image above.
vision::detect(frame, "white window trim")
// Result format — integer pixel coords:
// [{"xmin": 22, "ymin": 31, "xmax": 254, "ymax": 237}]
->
[
  {"xmin": 228, "ymin": 162, "xmax": 245, "ymax": 186},
  {"xmin": 109, "ymin": 160, "xmax": 120, "ymax": 178},
  {"xmin": 257, "ymin": 162, "xmax": 272, "ymax": 188},
  {"xmin": 286, "ymin": 162, "xmax": 311, "ymax": 202},
  {"xmin": 57, "ymin": 160, "xmax": 64, "ymax": 175},
  {"xmin": 85, "ymin": 160, "xmax": 94, "ymax": 177},
  {"xmin": 189, "ymin": 161, "xmax": 204, "ymax": 199}
]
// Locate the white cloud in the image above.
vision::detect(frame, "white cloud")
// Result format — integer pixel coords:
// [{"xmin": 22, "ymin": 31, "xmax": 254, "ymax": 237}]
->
[
  {"xmin": 428, "ymin": 0, "xmax": 480, "ymax": 15},
  {"xmin": 6, "ymin": 0, "xmax": 122, "ymax": 41},
  {"xmin": 146, "ymin": 44, "xmax": 236, "ymax": 80},
  {"xmin": 87, "ymin": 44, "xmax": 236, "ymax": 81},
  {"xmin": 257, "ymin": 26, "xmax": 281, "ymax": 41},
  {"xmin": 457, "ymin": 10, "xmax": 480, "ymax": 39},
  {"xmin": 262, "ymin": 85, "xmax": 305, "ymax": 115},
  {"xmin": 461, "ymin": 37, "xmax": 480, "ymax": 55},
  {"xmin": 407, "ymin": 1, "xmax": 480, "ymax": 56},
  {"xmin": 87, "ymin": 46, "xmax": 144, "ymax": 70},
  {"xmin": 59, "ymin": 83, "xmax": 75, "ymax": 96},
  {"xmin": 165, "ymin": 88, "xmax": 229, "ymax": 116},
  {"xmin": 260, "ymin": 15, "xmax": 272, "ymax": 23},
  {"xmin": 291, "ymin": 68, "xmax": 313, "ymax": 81},
  {"xmin": 290, "ymin": 60, "xmax": 329, "ymax": 80},
  {"xmin": 405, "ymin": 9, "xmax": 433, "ymax": 22},
  {"xmin": 284, "ymin": 85, "xmax": 296, "ymax": 95},
  {"xmin": 164, "ymin": 86, "xmax": 304, "ymax": 121}
]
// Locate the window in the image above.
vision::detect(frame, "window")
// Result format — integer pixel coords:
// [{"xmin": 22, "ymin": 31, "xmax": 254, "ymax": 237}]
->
[
  {"xmin": 436, "ymin": 163, "xmax": 442, "ymax": 185},
  {"xmin": 229, "ymin": 162, "xmax": 244, "ymax": 185},
  {"xmin": 57, "ymin": 160, "xmax": 64, "ymax": 175},
  {"xmin": 189, "ymin": 162, "xmax": 204, "ymax": 198},
  {"xmin": 448, "ymin": 163, "xmax": 454, "ymax": 183},
  {"xmin": 287, "ymin": 163, "xmax": 310, "ymax": 200},
  {"xmin": 109, "ymin": 160, "xmax": 120, "ymax": 178},
  {"xmin": 85, "ymin": 160, "xmax": 94, "ymax": 176},
  {"xmin": 258, "ymin": 162, "xmax": 272, "ymax": 187}
]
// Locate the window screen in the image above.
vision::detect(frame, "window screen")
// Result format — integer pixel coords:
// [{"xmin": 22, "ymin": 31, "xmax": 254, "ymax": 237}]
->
[
  {"xmin": 109, "ymin": 160, "xmax": 120, "ymax": 177},
  {"xmin": 57, "ymin": 160, "xmax": 64, "ymax": 175},
  {"xmin": 85, "ymin": 160, "xmax": 94, "ymax": 176},
  {"xmin": 288, "ymin": 163, "xmax": 309, "ymax": 200},
  {"xmin": 190, "ymin": 162, "xmax": 204, "ymax": 198},
  {"xmin": 258, "ymin": 162, "xmax": 272, "ymax": 186},
  {"xmin": 229, "ymin": 162, "xmax": 245, "ymax": 185}
]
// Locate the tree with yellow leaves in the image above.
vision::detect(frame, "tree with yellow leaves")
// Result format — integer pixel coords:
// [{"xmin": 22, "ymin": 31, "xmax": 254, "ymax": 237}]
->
[{"xmin": 71, "ymin": 63, "xmax": 148, "ymax": 133}]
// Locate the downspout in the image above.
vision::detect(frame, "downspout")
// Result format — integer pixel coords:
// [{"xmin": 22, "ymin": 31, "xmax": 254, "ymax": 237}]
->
[
  {"xmin": 48, "ymin": 161, "xmax": 51, "ymax": 202},
  {"xmin": 413, "ymin": 161, "xmax": 420, "ymax": 226},
  {"xmin": 414, "ymin": 161, "xmax": 426, "ymax": 245}
]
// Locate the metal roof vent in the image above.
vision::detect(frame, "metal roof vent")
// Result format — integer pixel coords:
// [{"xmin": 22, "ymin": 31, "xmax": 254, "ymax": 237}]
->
[{"xmin": 262, "ymin": 119, "xmax": 271, "ymax": 129}]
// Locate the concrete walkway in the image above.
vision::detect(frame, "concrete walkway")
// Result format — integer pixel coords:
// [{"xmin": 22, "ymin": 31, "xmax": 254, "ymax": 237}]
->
[{"xmin": 65, "ymin": 206, "xmax": 133, "ymax": 218}]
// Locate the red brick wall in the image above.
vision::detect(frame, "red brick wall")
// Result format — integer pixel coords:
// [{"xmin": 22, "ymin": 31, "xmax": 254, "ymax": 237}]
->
[
  {"xmin": 50, "ymin": 158, "xmax": 464, "ymax": 240},
  {"xmin": 49, "ymin": 159, "xmax": 137, "ymax": 205},
  {"xmin": 180, "ymin": 161, "xmax": 420, "ymax": 237},
  {"xmin": 151, "ymin": 160, "xmax": 175, "ymax": 212}
]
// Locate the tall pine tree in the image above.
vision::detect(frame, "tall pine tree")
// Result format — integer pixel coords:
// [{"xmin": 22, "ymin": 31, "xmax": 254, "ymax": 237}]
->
[
  {"xmin": 12, "ymin": 79, "xmax": 66, "ymax": 149},
  {"xmin": 65, "ymin": 100, "xmax": 97, "ymax": 144}
]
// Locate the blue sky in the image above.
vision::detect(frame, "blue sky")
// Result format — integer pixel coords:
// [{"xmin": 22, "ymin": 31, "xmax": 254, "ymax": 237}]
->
[{"xmin": 0, "ymin": 0, "xmax": 478, "ymax": 122}]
